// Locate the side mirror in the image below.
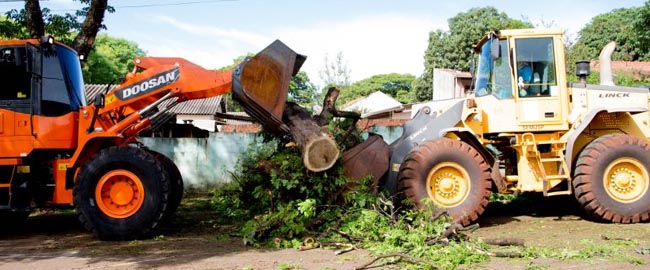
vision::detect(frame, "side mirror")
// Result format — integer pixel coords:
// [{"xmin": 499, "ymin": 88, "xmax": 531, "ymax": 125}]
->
[{"xmin": 94, "ymin": 94, "xmax": 105, "ymax": 108}]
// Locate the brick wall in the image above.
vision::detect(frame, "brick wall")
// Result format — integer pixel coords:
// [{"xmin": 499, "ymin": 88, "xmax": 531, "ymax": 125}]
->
[{"xmin": 219, "ymin": 124, "xmax": 261, "ymax": 133}]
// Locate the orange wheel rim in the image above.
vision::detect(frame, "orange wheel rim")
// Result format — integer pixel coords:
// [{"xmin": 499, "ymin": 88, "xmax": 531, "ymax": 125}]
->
[{"xmin": 95, "ymin": 170, "xmax": 145, "ymax": 219}]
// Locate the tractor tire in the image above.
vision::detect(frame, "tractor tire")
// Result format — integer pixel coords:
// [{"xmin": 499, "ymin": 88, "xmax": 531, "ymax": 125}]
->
[
  {"xmin": 572, "ymin": 134, "xmax": 650, "ymax": 223},
  {"xmin": 147, "ymin": 150, "xmax": 184, "ymax": 222},
  {"xmin": 397, "ymin": 138, "xmax": 492, "ymax": 226},
  {"xmin": 73, "ymin": 146, "xmax": 169, "ymax": 240}
]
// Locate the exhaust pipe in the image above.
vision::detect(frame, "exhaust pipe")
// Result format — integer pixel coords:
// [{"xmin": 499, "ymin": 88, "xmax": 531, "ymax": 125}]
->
[{"xmin": 599, "ymin": 41, "xmax": 616, "ymax": 86}]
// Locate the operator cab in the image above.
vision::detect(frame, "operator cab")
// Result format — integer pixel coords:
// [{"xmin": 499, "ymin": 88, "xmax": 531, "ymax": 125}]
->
[
  {"xmin": 471, "ymin": 29, "xmax": 569, "ymax": 133},
  {"xmin": 0, "ymin": 39, "xmax": 86, "ymax": 156},
  {"xmin": 0, "ymin": 41, "xmax": 86, "ymax": 116}
]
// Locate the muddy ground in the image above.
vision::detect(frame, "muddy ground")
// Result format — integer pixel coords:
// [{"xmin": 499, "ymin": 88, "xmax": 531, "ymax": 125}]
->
[{"xmin": 0, "ymin": 194, "xmax": 649, "ymax": 270}]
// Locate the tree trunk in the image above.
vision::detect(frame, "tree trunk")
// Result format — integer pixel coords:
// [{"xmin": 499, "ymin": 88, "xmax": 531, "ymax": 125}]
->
[
  {"xmin": 283, "ymin": 103, "xmax": 339, "ymax": 172},
  {"xmin": 25, "ymin": 0, "xmax": 45, "ymax": 38},
  {"xmin": 315, "ymin": 87, "xmax": 360, "ymax": 126},
  {"xmin": 72, "ymin": 0, "xmax": 108, "ymax": 59}
]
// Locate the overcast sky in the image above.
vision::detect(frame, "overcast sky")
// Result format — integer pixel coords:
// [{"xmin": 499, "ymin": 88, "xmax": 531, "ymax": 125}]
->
[{"xmin": 1, "ymin": 0, "xmax": 646, "ymax": 87}]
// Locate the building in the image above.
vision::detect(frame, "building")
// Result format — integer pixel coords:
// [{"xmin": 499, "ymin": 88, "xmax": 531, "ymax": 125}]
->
[
  {"xmin": 85, "ymin": 84, "xmax": 259, "ymax": 136},
  {"xmin": 433, "ymin": 69, "xmax": 472, "ymax": 100}
]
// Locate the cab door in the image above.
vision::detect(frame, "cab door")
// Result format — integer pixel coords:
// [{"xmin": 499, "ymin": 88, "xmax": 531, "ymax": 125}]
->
[
  {"xmin": 0, "ymin": 46, "xmax": 35, "ymax": 158},
  {"xmin": 513, "ymin": 36, "xmax": 568, "ymax": 129}
]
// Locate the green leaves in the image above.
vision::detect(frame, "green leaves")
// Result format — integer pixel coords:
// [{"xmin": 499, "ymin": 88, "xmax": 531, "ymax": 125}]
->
[
  {"xmin": 338, "ymin": 73, "xmax": 417, "ymax": 105},
  {"xmin": 416, "ymin": 7, "xmax": 532, "ymax": 101},
  {"xmin": 574, "ymin": 7, "xmax": 647, "ymax": 62},
  {"xmin": 82, "ymin": 34, "xmax": 145, "ymax": 84}
]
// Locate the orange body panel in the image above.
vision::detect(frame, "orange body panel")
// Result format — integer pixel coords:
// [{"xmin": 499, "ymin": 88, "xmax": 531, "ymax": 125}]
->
[
  {"xmin": 0, "ymin": 109, "xmax": 79, "ymax": 158},
  {"xmin": 52, "ymin": 159, "xmax": 73, "ymax": 204}
]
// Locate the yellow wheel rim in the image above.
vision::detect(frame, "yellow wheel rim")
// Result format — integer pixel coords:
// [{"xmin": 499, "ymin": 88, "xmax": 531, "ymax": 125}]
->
[
  {"xmin": 95, "ymin": 170, "xmax": 145, "ymax": 219},
  {"xmin": 426, "ymin": 162, "xmax": 471, "ymax": 207},
  {"xmin": 603, "ymin": 158, "xmax": 649, "ymax": 203}
]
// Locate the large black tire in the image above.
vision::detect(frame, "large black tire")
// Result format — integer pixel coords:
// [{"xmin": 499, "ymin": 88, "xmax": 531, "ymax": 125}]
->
[
  {"xmin": 573, "ymin": 134, "xmax": 650, "ymax": 223},
  {"xmin": 147, "ymin": 150, "xmax": 184, "ymax": 222},
  {"xmin": 73, "ymin": 146, "xmax": 169, "ymax": 240},
  {"xmin": 398, "ymin": 139, "xmax": 492, "ymax": 226}
]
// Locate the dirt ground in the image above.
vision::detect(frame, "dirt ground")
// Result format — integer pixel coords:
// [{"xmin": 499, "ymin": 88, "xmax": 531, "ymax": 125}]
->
[{"xmin": 1, "ymin": 194, "xmax": 649, "ymax": 270}]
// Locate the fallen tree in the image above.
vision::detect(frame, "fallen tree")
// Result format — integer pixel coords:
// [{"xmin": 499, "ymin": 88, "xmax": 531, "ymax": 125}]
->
[{"xmin": 280, "ymin": 87, "xmax": 362, "ymax": 172}]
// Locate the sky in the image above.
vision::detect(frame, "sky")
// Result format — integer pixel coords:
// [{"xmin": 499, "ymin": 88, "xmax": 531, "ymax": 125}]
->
[{"xmin": 1, "ymin": 0, "xmax": 647, "ymax": 87}]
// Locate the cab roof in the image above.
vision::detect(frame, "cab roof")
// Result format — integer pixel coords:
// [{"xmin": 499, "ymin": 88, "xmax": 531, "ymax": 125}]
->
[{"xmin": 474, "ymin": 28, "xmax": 564, "ymax": 52}]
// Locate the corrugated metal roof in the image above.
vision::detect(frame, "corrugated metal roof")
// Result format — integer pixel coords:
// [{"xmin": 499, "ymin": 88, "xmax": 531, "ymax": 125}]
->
[
  {"xmin": 219, "ymin": 111, "xmax": 254, "ymax": 125},
  {"xmin": 85, "ymin": 84, "xmax": 223, "ymax": 115}
]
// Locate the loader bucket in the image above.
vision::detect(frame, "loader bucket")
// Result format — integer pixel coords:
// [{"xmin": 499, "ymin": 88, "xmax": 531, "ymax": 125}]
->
[
  {"xmin": 342, "ymin": 134, "xmax": 390, "ymax": 192},
  {"xmin": 232, "ymin": 40, "xmax": 306, "ymax": 135}
]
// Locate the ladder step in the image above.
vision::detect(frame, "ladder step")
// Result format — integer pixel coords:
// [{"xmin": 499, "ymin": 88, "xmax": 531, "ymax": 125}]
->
[
  {"xmin": 545, "ymin": 175, "xmax": 570, "ymax": 180},
  {"xmin": 0, "ymin": 183, "xmax": 10, "ymax": 188},
  {"xmin": 541, "ymin": 157, "xmax": 564, "ymax": 162},
  {"xmin": 545, "ymin": 190, "xmax": 572, "ymax": 196}
]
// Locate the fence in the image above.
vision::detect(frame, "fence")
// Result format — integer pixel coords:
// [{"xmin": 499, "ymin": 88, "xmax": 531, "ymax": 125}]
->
[{"xmin": 140, "ymin": 126, "xmax": 403, "ymax": 189}]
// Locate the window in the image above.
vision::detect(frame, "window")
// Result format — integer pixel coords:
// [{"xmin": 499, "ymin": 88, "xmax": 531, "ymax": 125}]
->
[
  {"xmin": 515, "ymin": 37, "xmax": 557, "ymax": 97},
  {"xmin": 0, "ymin": 47, "xmax": 30, "ymax": 101},
  {"xmin": 474, "ymin": 39, "xmax": 513, "ymax": 99}
]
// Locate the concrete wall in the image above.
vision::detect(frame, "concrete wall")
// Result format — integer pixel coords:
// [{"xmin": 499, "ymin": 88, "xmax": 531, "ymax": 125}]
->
[
  {"xmin": 140, "ymin": 126, "xmax": 404, "ymax": 189},
  {"xmin": 140, "ymin": 133, "xmax": 258, "ymax": 189}
]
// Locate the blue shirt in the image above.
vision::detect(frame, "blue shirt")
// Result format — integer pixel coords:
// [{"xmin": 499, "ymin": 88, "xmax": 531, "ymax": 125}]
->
[{"xmin": 518, "ymin": 65, "xmax": 532, "ymax": 83}]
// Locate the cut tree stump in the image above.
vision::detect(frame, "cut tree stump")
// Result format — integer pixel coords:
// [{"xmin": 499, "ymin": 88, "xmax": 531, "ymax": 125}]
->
[{"xmin": 283, "ymin": 102, "xmax": 339, "ymax": 172}]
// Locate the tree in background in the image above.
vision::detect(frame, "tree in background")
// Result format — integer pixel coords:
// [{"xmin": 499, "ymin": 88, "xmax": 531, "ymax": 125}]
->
[
  {"xmin": 319, "ymin": 52, "xmax": 352, "ymax": 88},
  {"xmin": 288, "ymin": 71, "xmax": 320, "ymax": 110},
  {"xmin": 0, "ymin": 15, "xmax": 28, "ymax": 39},
  {"xmin": 83, "ymin": 34, "xmax": 145, "ymax": 84},
  {"xmin": 414, "ymin": 7, "xmax": 532, "ymax": 101},
  {"xmin": 4, "ymin": 0, "xmax": 112, "ymax": 60},
  {"xmin": 634, "ymin": 1, "xmax": 650, "ymax": 59},
  {"xmin": 338, "ymin": 73, "xmax": 416, "ymax": 105},
  {"xmin": 571, "ymin": 7, "xmax": 647, "ymax": 62}
]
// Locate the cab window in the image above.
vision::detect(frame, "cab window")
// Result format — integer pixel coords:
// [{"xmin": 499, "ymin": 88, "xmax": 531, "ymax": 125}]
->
[
  {"xmin": 515, "ymin": 37, "xmax": 557, "ymax": 97},
  {"xmin": 474, "ymin": 39, "xmax": 513, "ymax": 99},
  {"xmin": 0, "ymin": 47, "xmax": 30, "ymax": 100},
  {"xmin": 41, "ymin": 45, "xmax": 73, "ymax": 116}
]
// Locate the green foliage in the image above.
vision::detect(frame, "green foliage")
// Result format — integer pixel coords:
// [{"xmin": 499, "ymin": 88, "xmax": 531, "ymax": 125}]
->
[
  {"xmin": 338, "ymin": 73, "xmax": 416, "ymax": 105},
  {"xmin": 573, "ymin": 7, "xmax": 647, "ymax": 62},
  {"xmin": 567, "ymin": 69, "xmax": 650, "ymax": 87},
  {"xmin": 415, "ymin": 6, "xmax": 532, "ymax": 101},
  {"xmin": 83, "ymin": 34, "xmax": 145, "ymax": 84},
  {"xmin": 276, "ymin": 263, "xmax": 299, "ymax": 270},
  {"xmin": 288, "ymin": 71, "xmax": 321, "ymax": 110},
  {"xmin": 3, "ymin": 1, "xmax": 114, "ymax": 42},
  {"xmin": 211, "ymin": 128, "xmax": 490, "ymax": 268},
  {"xmin": 635, "ymin": 1, "xmax": 650, "ymax": 55},
  {"xmin": 0, "ymin": 15, "xmax": 28, "ymax": 39},
  {"xmin": 211, "ymin": 127, "xmax": 352, "ymax": 245},
  {"xmin": 508, "ymin": 238, "xmax": 646, "ymax": 265}
]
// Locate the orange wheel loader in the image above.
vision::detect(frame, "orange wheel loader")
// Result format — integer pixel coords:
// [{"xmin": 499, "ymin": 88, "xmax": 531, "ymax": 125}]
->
[{"xmin": 0, "ymin": 36, "xmax": 304, "ymax": 240}]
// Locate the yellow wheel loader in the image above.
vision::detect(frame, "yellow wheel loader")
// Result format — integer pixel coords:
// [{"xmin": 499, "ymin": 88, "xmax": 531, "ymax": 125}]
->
[{"xmin": 378, "ymin": 29, "xmax": 650, "ymax": 225}]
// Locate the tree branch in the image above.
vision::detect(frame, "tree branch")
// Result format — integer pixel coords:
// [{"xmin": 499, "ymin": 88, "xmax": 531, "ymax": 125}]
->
[{"xmin": 354, "ymin": 252, "xmax": 438, "ymax": 270}]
